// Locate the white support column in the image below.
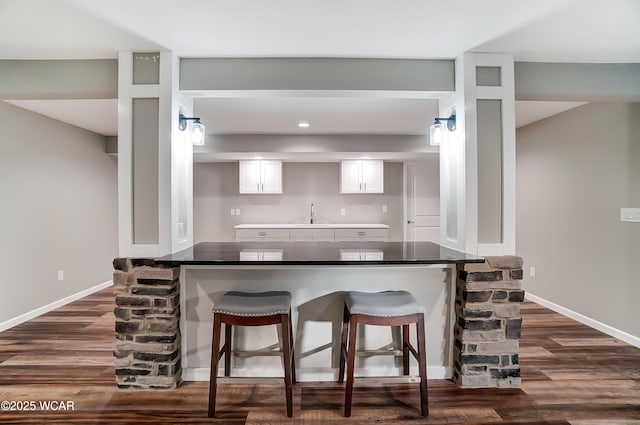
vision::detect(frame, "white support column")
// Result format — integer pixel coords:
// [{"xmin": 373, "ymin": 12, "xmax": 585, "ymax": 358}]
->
[
  {"xmin": 118, "ymin": 51, "xmax": 194, "ymax": 257},
  {"xmin": 440, "ymin": 53, "xmax": 516, "ymax": 256}
]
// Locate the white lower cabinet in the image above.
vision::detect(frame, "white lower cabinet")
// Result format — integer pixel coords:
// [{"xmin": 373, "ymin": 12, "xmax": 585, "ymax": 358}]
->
[
  {"xmin": 289, "ymin": 228, "xmax": 335, "ymax": 242},
  {"xmin": 235, "ymin": 226, "xmax": 388, "ymax": 242},
  {"xmin": 239, "ymin": 249, "xmax": 284, "ymax": 261},
  {"xmin": 339, "ymin": 249, "xmax": 384, "ymax": 261}
]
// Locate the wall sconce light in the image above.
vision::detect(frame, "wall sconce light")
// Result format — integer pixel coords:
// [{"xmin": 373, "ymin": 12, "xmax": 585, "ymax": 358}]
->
[
  {"xmin": 429, "ymin": 114, "xmax": 456, "ymax": 146},
  {"xmin": 179, "ymin": 113, "xmax": 206, "ymax": 146}
]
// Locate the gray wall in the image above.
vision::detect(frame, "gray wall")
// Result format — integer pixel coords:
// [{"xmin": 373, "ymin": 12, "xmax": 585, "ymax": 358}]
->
[
  {"xmin": 0, "ymin": 59, "xmax": 117, "ymax": 99},
  {"xmin": 194, "ymin": 162, "xmax": 404, "ymax": 242},
  {"xmin": 0, "ymin": 101, "xmax": 118, "ymax": 325},
  {"xmin": 516, "ymin": 102, "xmax": 640, "ymax": 337}
]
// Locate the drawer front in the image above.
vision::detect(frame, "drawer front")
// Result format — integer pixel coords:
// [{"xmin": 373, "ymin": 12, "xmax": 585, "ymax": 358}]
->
[
  {"xmin": 334, "ymin": 228, "xmax": 388, "ymax": 239},
  {"xmin": 236, "ymin": 229, "xmax": 290, "ymax": 240}
]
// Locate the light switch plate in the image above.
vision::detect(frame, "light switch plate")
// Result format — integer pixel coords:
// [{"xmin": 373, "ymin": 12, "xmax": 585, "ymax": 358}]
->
[
  {"xmin": 230, "ymin": 208, "xmax": 235, "ymax": 216},
  {"xmin": 340, "ymin": 208, "xmax": 346, "ymax": 216},
  {"xmin": 620, "ymin": 208, "xmax": 640, "ymax": 222}
]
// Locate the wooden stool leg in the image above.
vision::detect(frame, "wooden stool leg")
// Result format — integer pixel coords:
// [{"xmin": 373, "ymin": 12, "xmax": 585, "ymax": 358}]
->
[
  {"xmin": 281, "ymin": 314, "xmax": 294, "ymax": 418},
  {"xmin": 338, "ymin": 305, "xmax": 349, "ymax": 383},
  {"xmin": 402, "ymin": 324, "xmax": 410, "ymax": 375},
  {"xmin": 224, "ymin": 323, "xmax": 232, "ymax": 377},
  {"xmin": 344, "ymin": 314, "xmax": 358, "ymax": 417},
  {"xmin": 416, "ymin": 314, "xmax": 429, "ymax": 417},
  {"xmin": 208, "ymin": 314, "xmax": 223, "ymax": 417},
  {"xmin": 288, "ymin": 309, "xmax": 296, "ymax": 384}
]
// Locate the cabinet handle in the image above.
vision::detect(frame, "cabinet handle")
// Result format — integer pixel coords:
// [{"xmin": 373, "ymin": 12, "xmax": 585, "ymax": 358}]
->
[
  {"xmin": 357, "ymin": 231, "xmax": 366, "ymax": 235},
  {"xmin": 364, "ymin": 182, "xmax": 367, "ymax": 192},
  {"xmin": 259, "ymin": 232, "xmax": 266, "ymax": 236},
  {"xmin": 257, "ymin": 183, "xmax": 260, "ymax": 192},
  {"xmin": 359, "ymin": 183, "xmax": 362, "ymax": 192},
  {"xmin": 261, "ymin": 183, "xmax": 264, "ymax": 192}
]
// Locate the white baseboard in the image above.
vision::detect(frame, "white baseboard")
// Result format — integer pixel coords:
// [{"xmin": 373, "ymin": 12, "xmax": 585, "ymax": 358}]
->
[
  {"xmin": 183, "ymin": 366, "xmax": 451, "ymax": 382},
  {"xmin": 525, "ymin": 292, "xmax": 640, "ymax": 348},
  {"xmin": 0, "ymin": 280, "xmax": 113, "ymax": 332}
]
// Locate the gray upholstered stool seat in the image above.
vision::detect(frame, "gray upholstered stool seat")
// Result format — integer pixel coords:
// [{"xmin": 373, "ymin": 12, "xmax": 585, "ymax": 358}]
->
[
  {"xmin": 339, "ymin": 290, "xmax": 428, "ymax": 417},
  {"xmin": 208, "ymin": 290, "xmax": 295, "ymax": 418},
  {"xmin": 345, "ymin": 290, "xmax": 425, "ymax": 317},
  {"xmin": 213, "ymin": 291, "xmax": 292, "ymax": 316}
]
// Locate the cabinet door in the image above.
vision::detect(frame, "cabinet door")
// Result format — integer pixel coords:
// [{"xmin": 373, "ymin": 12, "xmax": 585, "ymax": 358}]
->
[
  {"xmin": 340, "ymin": 160, "xmax": 362, "ymax": 193},
  {"xmin": 239, "ymin": 250, "xmax": 262, "ymax": 261},
  {"xmin": 260, "ymin": 160, "xmax": 282, "ymax": 194},
  {"xmin": 363, "ymin": 250, "xmax": 384, "ymax": 261},
  {"xmin": 239, "ymin": 161, "xmax": 262, "ymax": 194},
  {"xmin": 290, "ymin": 228, "xmax": 334, "ymax": 242},
  {"xmin": 361, "ymin": 160, "xmax": 384, "ymax": 193},
  {"xmin": 339, "ymin": 249, "xmax": 363, "ymax": 261}
]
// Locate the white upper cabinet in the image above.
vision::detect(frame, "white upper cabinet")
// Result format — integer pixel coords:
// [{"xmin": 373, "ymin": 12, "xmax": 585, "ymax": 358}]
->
[
  {"xmin": 340, "ymin": 160, "xmax": 383, "ymax": 194},
  {"xmin": 239, "ymin": 160, "xmax": 282, "ymax": 194}
]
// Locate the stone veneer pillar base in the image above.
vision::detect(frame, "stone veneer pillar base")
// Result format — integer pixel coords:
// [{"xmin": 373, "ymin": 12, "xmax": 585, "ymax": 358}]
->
[
  {"xmin": 113, "ymin": 258, "xmax": 181, "ymax": 389},
  {"xmin": 453, "ymin": 256, "xmax": 524, "ymax": 388}
]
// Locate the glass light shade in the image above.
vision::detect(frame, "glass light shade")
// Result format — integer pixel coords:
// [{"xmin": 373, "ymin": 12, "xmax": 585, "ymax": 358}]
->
[
  {"xmin": 191, "ymin": 121, "xmax": 205, "ymax": 146},
  {"xmin": 430, "ymin": 121, "xmax": 445, "ymax": 146}
]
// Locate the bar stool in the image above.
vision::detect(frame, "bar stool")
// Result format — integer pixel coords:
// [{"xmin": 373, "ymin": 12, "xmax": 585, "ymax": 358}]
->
[
  {"xmin": 208, "ymin": 290, "xmax": 296, "ymax": 418},
  {"xmin": 338, "ymin": 290, "xmax": 428, "ymax": 417}
]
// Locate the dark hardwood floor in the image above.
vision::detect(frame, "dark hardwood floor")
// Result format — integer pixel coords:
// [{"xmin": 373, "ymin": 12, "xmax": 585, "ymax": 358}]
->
[{"xmin": 0, "ymin": 287, "xmax": 638, "ymax": 424}]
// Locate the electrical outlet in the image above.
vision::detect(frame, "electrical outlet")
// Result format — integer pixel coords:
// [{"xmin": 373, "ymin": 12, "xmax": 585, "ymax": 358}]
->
[
  {"xmin": 620, "ymin": 208, "xmax": 640, "ymax": 222},
  {"xmin": 230, "ymin": 208, "xmax": 235, "ymax": 216},
  {"xmin": 529, "ymin": 266, "xmax": 536, "ymax": 278},
  {"xmin": 340, "ymin": 208, "xmax": 346, "ymax": 216},
  {"xmin": 235, "ymin": 208, "xmax": 240, "ymax": 216},
  {"xmin": 58, "ymin": 270, "xmax": 64, "ymax": 281},
  {"xmin": 382, "ymin": 204, "xmax": 388, "ymax": 213}
]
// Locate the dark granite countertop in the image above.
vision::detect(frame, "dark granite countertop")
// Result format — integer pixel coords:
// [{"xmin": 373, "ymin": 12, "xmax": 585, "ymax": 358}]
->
[{"xmin": 155, "ymin": 241, "xmax": 484, "ymax": 266}]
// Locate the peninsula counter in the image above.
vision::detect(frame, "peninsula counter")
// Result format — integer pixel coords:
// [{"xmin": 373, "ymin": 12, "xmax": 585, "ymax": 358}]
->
[{"xmin": 113, "ymin": 242, "xmax": 524, "ymax": 390}]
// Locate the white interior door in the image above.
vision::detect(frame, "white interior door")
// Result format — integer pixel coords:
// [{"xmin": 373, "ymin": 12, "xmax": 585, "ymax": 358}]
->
[{"xmin": 405, "ymin": 161, "xmax": 440, "ymax": 242}]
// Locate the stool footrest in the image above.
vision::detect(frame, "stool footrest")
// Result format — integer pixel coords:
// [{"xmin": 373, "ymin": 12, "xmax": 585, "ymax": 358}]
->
[
  {"xmin": 217, "ymin": 377, "xmax": 285, "ymax": 386},
  {"xmin": 356, "ymin": 349, "xmax": 403, "ymax": 357},
  {"xmin": 232, "ymin": 350, "xmax": 283, "ymax": 357}
]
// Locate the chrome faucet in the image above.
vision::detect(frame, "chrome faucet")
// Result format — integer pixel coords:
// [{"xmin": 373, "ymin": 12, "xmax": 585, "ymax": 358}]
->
[{"xmin": 310, "ymin": 203, "xmax": 316, "ymax": 224}]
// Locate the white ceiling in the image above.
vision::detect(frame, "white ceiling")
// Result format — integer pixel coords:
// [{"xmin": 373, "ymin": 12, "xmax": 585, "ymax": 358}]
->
[
  {"xmin": 2, "ymin": 0, "xmax": 638, "ymax": 61},
  {"xmin": 194, "ymin": 97, "xmax": 440, "ymax": 135},
  {"xmin": 1, "ymin": 0, "xmax": 638, "ymax": 137}
]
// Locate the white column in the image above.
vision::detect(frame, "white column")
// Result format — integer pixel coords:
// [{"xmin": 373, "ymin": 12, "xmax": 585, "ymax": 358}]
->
[
  {"xmin": 117, "ymin": 51, "xmax": 194, "ymax": 257},
  {"xmin": 440, "ymin": 53, "xmax": 516, "ymax": 256}
]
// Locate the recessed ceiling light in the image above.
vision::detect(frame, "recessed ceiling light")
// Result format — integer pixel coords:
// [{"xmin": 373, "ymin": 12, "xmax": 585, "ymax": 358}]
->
[{"xmin": 298, "ymin": 122, "xmax": 310, "ymax": 128}]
